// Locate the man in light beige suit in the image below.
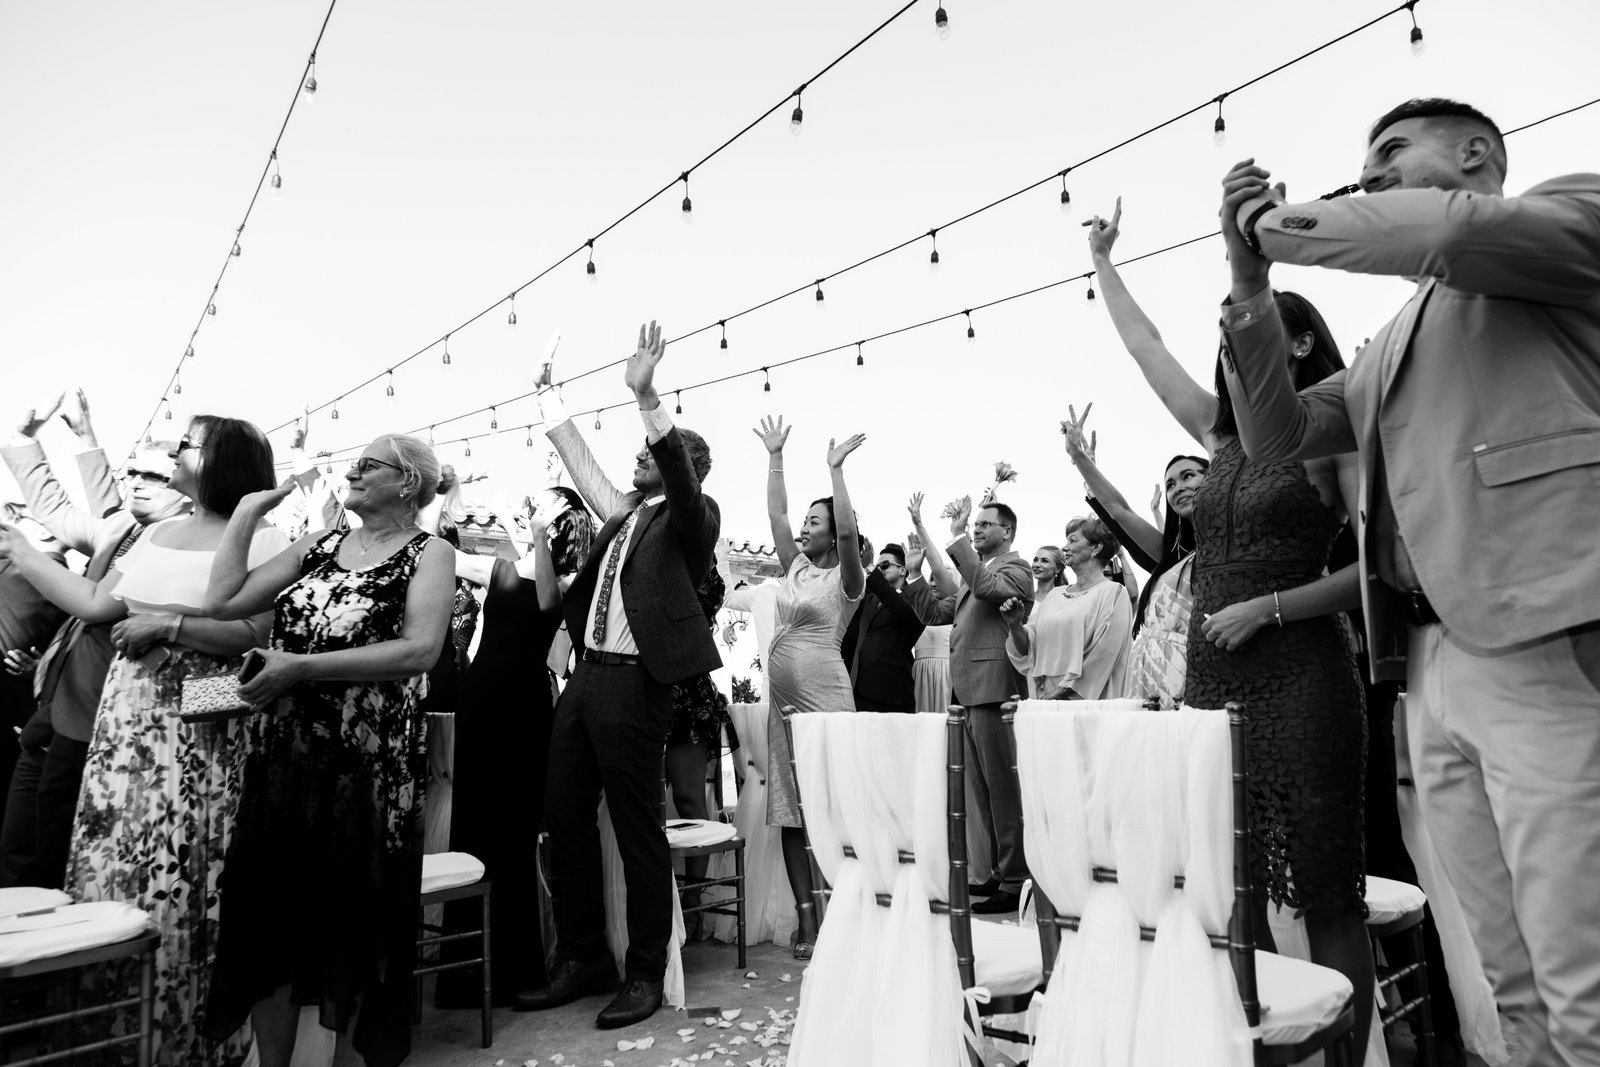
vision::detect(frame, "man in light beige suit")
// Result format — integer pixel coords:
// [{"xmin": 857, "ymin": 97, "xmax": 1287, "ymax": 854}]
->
[{"xmin": 1218, "ymin": 99, "xmax": 1600, "ymax": 1066}]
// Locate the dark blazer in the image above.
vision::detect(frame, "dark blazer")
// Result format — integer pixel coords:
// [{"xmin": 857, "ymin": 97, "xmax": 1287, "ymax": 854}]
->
[
  {"xmin": 842, "ymin": 572, "xmax": 937, "ymax": 710},
  {"xmin": 929, "ymin": 541, "xmax": 1033, "ymax": 707},
  {"xmin": 560, "ymin": 425, "xmax": 722, "ymax": 685}
]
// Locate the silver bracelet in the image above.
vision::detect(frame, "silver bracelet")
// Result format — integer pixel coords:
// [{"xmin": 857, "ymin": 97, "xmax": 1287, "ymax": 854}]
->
[
  {"xmin": 1272, "ymin": 590, "xmax": 1284, "ymax": 628},
  {"xmin": 769, "ymin": 468, "xmax": 783, "ymax": 473}
]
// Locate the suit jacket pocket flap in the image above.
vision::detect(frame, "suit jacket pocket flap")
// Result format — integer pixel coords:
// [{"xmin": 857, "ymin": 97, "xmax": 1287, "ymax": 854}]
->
[
  {"xmin": 1474, "ymin": 429, "xmax": 1600, "ymax": 487},
  {"xmin": 970, "ymin": 647, "xmax": 1009, "ymax": 661},
  {"xmin": 666, "ymin": 600, "xmax": 704, "ymax": 621}
]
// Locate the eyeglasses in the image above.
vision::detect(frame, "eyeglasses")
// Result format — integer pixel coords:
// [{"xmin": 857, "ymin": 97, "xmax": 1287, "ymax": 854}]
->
[
  {"xmin": 874, "ymin": 561, "xmax": 900, "ymax": 572},
  {"xmin": 123, "ymin": 468, "xmax": 170, "ymax": 487},
  {"xmin": 350, "ymin": 457, "xmax": 403, "ymax": 476},
  {"xmin": 972, "ymin": 520, "xmax": 1008, "ymax": 530}
]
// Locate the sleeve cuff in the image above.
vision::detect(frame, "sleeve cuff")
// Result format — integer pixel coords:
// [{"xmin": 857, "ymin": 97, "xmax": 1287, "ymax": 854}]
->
[
  {"xmin": 640, "ymin": 404, "xmax": 674, "ymax": 439},
  {"xmin": 1220, "ymin": 286, "xmax": 1276, "ymax": 332},
  {"xmin": 536, "ymin": 388, "xmax": 569, "ymax": 427}
]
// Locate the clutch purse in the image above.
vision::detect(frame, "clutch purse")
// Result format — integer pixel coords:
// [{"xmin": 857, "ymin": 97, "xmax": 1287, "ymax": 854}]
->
[{"xmin": 176, "ymin": 672, "xmax": 252, "ymax": 723}]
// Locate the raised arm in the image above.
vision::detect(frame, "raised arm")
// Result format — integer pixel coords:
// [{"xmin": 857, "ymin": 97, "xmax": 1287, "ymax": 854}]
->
[
  {"xmin": 908, "ymin": 495, "xmax": 958, "ymax": 599},
  {"xmin": 239, "ymin": 537, "xmax": 456, "ymax": 706},
  {"xmin": 1087, "ymin": 200, "xmax": 1218, "ymax": 446},
  {"xmin": 205, "ymin": 485, "xmax": 310, "ymax": 621},
  {"xmin": 542, "ymin": 393, "xmax": 628, "ymax": 520},
  {"xmin": 526, "ymin": 504, "xmax": 563, "ymax": 614},
  {"xmin": 1061, "ymin": 404, "xmax": 1163, "ymax": 563},
  {"xmin": 826, "ymin": 434, "xmax": 866, "ymax": 600},
  {"xmin": 0, "ymin": 525, "xmax": 118, "ymax": 622},
  {"xmin": 62, "ymin": 390, "xmax": 123, "ymax": 518},
  {"xmin": 755, "ymin": 415, "xmax": 798, "ymax": 573}
]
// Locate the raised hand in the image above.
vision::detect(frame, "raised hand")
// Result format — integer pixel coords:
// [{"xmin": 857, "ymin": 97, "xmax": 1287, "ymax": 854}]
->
[
  {"xmin": 906, "ymin": 531, "xmax": 926, "ymax": 573},
  {"xmin": 907, "ymin": 492, "xmax": 925, "ymax": 526},
  {"xmin": 753, "ymin": 415, "xmax": 791, "ymax": 455},
  {"xmin": 235, "ymin": 484, "xmax": 296, "ymax": 519},
  {"xmin": 535, "ymin": 329, "xmax": 562, "ymax": 390},
  {"xmin": 1083, "ymin": 197, "xmax": 1122, "ymax": 260},
  {"xmin": 857, "ymin": 535, "xmax": 875, "ymax": 569},
  {"xmin": 827, "ymin": 433, "xmax": 865, "ymax": 469},
  {"xmin": 59, "ymin": 387, "xmax": 97, "ymax": 444},
  {"xmin": 946, "ymin": 494, "xmax": 972, "ymax": 537},
  {"xmin": 289, "ymin": 419, "xmax": 309, "ymax": 452},
  {"xmin": 624, "ymin": 320, "xmax": 666, "ymax": 399},
  {"xmin": 17, "ymin": 392, "xmax": 64, "ymax": 438},
  {"xmin": 1220, "ymin": 159, "xmax": 1282, "ymax": 284},
  {"xmin": 1062, "ymin": 403, "xmax": 1097, "ymax": 466},
  {"xmin": 1150, "ymin": 483, "xmax": 1164, "ymax": 524}
]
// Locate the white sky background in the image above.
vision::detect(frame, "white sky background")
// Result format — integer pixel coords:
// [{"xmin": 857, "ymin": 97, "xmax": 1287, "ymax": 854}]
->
[{"xmin": 5, "ymin": 0, "xmax": 1599, "ymax": 568}]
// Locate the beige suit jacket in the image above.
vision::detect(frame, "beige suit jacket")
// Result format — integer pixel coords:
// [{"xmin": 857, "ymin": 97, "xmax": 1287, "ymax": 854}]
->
[{"xmin": 1221, "ymin": 174, "xmax": 1600, "ymax": 675}]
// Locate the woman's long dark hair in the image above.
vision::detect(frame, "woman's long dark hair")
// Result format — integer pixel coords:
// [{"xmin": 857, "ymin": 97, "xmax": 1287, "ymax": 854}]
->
[
  {"xmin": 189, "ymin": 415, "xmax": 275, "ymax": 516},
  {"xmin": 546, "ymin": 485, "xmax": 594, "ymax": 577},
  {"xmin": 1211, "ymin": 290, "xmax": 1346, "ymax": 439},
  {"xmin": 1088, "ymin": 453, "xmax": 1210, "ymax": 635}
]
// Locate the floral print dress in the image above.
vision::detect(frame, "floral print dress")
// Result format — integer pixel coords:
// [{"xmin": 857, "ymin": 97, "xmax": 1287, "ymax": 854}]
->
[
  {"xmin": 67, "ymin": 519, "xmax": 287, "ymax": 1067},
  {"xmin": 203, "ymin": 531, "xmax": 434, "ymax": 1067}
]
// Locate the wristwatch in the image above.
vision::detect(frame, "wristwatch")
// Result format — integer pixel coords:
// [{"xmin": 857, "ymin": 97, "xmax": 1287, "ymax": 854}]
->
[{"xmin": 1236, "ymin": 191, "xmax": 1284, "ymax": 255}]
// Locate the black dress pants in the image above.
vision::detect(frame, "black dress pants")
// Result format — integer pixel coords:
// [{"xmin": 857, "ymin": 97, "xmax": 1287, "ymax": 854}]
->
[
  {"xmin": 544, "ymin": 658, "xmax": 674, "ymax": 982},
  {"xmin": 0, "ymin": 730, "xmax": 88, "ymax": 889}
]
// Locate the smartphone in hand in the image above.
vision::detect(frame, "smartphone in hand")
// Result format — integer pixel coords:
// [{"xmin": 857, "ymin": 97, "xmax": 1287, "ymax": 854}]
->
[{"xmin": 238, "ymin": 648, "xmax": 266, "ymax": 685}]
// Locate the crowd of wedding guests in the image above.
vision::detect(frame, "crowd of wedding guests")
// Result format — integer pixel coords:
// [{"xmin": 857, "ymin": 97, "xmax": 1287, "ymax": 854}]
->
[{"xmin": 0, "ymin": 96, "xmax": 1596, "ymax": 1067}]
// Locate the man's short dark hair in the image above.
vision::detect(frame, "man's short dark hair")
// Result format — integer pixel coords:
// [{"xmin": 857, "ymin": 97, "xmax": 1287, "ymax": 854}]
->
[
  {"xmin": 1369, "ymin": 98, "xmax": 1504, "ymax": 151},
  {"xmin": 678, "ymin": 427, "xmax": 712, "ymax": 482},
  {"xmin": 879, "ymin": 543, "xmax": 905, "ymax": 567},
  {"xmin": 982, "ymin": 502, "xmax": 1018, "ymax": 537}
]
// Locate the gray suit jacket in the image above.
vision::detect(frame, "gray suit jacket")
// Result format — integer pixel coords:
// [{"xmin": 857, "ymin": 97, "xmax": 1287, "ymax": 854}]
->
[
  {"xmin": 1223, "ymin": 174, "xmax": 1600, "ymax": 673},
  {"xmin": 929, "ymin": 541, "xmax": 1033, "ymax": 707}
]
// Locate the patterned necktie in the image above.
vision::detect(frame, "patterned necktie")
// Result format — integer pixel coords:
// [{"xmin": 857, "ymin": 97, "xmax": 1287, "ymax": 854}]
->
[{"xmin": 591, "ymin": 507, "xmax": 641, "ymax": 646}]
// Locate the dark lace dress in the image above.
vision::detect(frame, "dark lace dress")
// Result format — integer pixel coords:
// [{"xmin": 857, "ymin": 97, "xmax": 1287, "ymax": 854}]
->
[
  {"xmin": 204, "ymin": 531, "xmax": 435, "ymax": 1067},
  {"xmin": 1184, "ymin": 439, "xmax": 1367, "ymax": 915},
  {"xmin": 669, "ymin": 569, "xmax": 733, "ymax": 751},
  {"xmin": 439, "ymin": 556, "xmax": 562, "ymax": 1004}
]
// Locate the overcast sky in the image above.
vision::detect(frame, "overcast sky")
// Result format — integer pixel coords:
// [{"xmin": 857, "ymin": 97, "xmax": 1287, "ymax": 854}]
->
[{"xmin": 6, "ymin": 0, "xmax": 1598, "ymax": 567}]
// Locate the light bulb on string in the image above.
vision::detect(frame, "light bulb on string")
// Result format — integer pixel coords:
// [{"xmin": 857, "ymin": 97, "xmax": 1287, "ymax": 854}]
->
[
  {"xmin": 680, "ymin": 172, "xmax": 693, "ymax": 221},
  {"xmin": 525, "ymin": 426, "xmax": 534, "ymax": 448},
  {"xmin": 928, "ymin": 229, "xmax": 940, "ymax": 270},
  {"xmin": 207, "ymin": 302, "xmax": 217, "ymax": 316},
  {"xmin": 856, "ymin": 342, "xmax": 864, "ymax": 367},
  {"xmin": 385, "ymin": 370, "xmax": 395, "ymax": 397},
  {"xmin": 934, "ymin": 5, "xmax": 951, "ymax": 39},
  {"xmin": 164, "ymin": 402, "xmax": 173, "ymax": 421},
  {"xmin": 762, "ymin": 367, "xmax": 771, "ymax": 393},
  {"xmin": 231, "ymin": 241, "xmax": 242, "ymax": 258},
  {"xmin": 585, "ymin": 239, "xmax": 597, "ymax": 280},
  {"xmin": 965, "ymin": 310, "xmax": 976, "ymax": 342},
  {"xmin": 270, "ymin": 152, "xmax": 282, "ymax": 196},
  {"xmin": 1213, "ymin": 94, "xmax": 1228, "ymax": 146},
  {"xmin": 594, "ymin": 413, "xmax": 602, "ymax": 431},
  {"xmin": 302, "ymin": 53, "xmax": 318, "ymax": 101},
  {"xmin": 331, "ymin": 400, "xmax": 340, "ymax": 420},
  {"xmin": 719, "ymin": 320, "xmax": 728, "ymax": 350},
  {"xmin": 174, "ymin": 379, "xmax": 183, "ymax": 396},
  {"xmin": 790, "ymin": 88, "xmax": 805, "ymax": 136},
  {"xmin": 464, "ymin": 440, "xmax": 472, "ymax": 458},
  {"xmin": 442, "ymin": 335, "xmax": 452, "ymax": 366},
  {"xmin": 506, "ymin": 294, "xmax": 518, "ymax": 330},
  {"xmin": 185, "ymin": 344, "xmax": 194, "ymax": 359},
  {"xmin": 1059, "ymin": 170, "xmax": 1072, "ymax": 214},
  {"xmin": 489, "ymin": 406, "xmax": 498, "ymax": 430},
  {"xmin": 675, "ymin": 390, "xmax": 683, "ymax": 415},
  {"xmin": 814, "ymin": 280, "xmax": 825, "ymax": 308},
  {"xmin": 428, "ymin": 425, "xmax": 435, "ymax": 445},
  {"xmin": 1406, "ymin": 1, "xmax": 1425, "ymax": 55},
  {"xmin": 1086, "ymin": 274, "xmax": 1097, "ymax": 301}
]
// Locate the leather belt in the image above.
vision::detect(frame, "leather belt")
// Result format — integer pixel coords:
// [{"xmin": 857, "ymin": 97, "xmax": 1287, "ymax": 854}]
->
[
  {"xmin": 582, "ymin": 648, "xmax": 642, "ymax": 667},
  {"xmin": 1403, "ymin": 590, "xmax": 1440, "ymax": 627}
]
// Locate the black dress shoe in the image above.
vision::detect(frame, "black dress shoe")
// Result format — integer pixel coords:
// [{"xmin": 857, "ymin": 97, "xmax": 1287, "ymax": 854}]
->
[
  {"xmin": 512, "ymin": 955, "xmax": 618, "ymax": 1011},
  {"xmin": 967, "ymin": 877, "xmax": 1001, "ymax": 897},
  {"xmin": 970, "ymin": 889, "xmax": 1021, "ymax": 915},
  {"xmin": 595, "ymin": 978, "xmax": 664, "ymax": 1029}
]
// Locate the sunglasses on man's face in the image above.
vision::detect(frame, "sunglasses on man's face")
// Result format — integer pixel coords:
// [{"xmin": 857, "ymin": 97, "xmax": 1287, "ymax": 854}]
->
[
  {"xmin": 123, "ymin": 468, "xmax": 171, "ymax": 487},
  {"xmin": 874, "ymin": 561, "xmax": 900, "ymax": 572}
]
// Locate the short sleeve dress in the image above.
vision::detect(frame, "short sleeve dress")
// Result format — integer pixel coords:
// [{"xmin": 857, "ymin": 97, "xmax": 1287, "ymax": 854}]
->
[{"xmin": 204, "ymin": 530, "xmax": 435, "ymax": 1067}]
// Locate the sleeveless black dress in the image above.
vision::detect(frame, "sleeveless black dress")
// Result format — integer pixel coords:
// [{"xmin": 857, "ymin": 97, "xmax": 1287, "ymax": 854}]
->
[
  {"xmin": 440, "ymin": 556, "xmax": 561, "ymax": 1003},
  {"xmin": 1185, "ymin": 439, "xmax": 1367, "ymax": 915}
]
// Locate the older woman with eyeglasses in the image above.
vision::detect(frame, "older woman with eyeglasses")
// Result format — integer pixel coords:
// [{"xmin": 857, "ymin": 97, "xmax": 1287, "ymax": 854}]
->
[
  {"xmin": 1, "ymin": 414, "xmax": 286, "ymax": 1065},
  {"xmin": 200, "ymin": 433, "xmax": 454, "ymax": 1067}
]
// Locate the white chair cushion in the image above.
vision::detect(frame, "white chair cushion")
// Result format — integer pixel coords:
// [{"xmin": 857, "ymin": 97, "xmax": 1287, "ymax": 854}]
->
[
  {"xmin": 1364, "ymin": 875, "xmax": 1427, "ymax": 925},
  {"xmin": 0, "ymin": 887, "xmax": 72, "ymax": 919},
  {"xmin": 971, "ymin": 919, "xmax": 1043, "ymax": 998},
  {"xmin": 665, "ymin": 819, "xmax": 739, "ymax": 849},
  {"xmin": 1256, "ymin": 949, "xmax": 1354, "ymax": 1046},
  {"xmin": 421, "ymin": 852, "xmax": 485, "ymax": 894},
  {"xmin": 0, "ymin": 901, "xmax": 151, "ymax": 966}
]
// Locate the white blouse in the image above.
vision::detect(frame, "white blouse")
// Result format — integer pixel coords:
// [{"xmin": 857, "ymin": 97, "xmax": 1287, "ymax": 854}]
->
[{"xmin": 112, "ymin": 519, "xmax": 288, "ymax": 615}]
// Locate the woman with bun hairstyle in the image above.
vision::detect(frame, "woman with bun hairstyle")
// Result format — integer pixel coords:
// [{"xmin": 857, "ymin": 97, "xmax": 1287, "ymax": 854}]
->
[{"xmin": 200, "ymin": 433, "xmax": 456, "ymax": 1067}]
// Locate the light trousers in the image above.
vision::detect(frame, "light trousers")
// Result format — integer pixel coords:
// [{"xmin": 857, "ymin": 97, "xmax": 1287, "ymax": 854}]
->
[{"xmin": 1407, "ymin": 623, "xmax": 1600, "ymax": 1067}]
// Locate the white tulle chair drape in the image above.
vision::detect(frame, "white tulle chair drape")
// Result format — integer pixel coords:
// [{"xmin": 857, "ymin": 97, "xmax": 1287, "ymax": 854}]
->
[
  {"xmin": 705, "ymin": 703, "xmax": 798, "ymax": 948},
  {"xmin": 787, "ymin": 713, "xmax": 967, "ymax": 1067},
  {"xmin": 1015, "ymin": 700, "xmax": 1253, "ymax": 1067}
]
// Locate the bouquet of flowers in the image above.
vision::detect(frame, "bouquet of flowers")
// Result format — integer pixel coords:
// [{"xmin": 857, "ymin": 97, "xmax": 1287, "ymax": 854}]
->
[{"xmin": 981, "ymin": 460, "xmax": 1019, "ymax": 505}]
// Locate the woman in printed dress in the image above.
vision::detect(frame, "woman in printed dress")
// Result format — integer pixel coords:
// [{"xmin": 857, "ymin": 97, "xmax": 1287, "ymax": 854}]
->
[
  {"xmin": 1, "ymin": 415, "xmax": 285, "ymax": 1065},
  {"xmin": 201, "ymin": 433, "xmax": 454, "ymax": 1067},
  {"xmin": 754, "ymin": 415, "xmax": 867, "ymax": 960}
]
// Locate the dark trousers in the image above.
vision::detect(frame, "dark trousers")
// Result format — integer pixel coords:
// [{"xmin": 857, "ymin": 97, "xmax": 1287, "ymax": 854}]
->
[
  {"xmin": 966, "ymin": 701, "xmax": 1026, "ymax": 891},
  {"xmin": 0, "ymin": 673, "xmax": 36, "ymax": 838},
  {"xmin": 545, "ymin": 658, "xmax": 673, "ymax": 982},
  {"xmin": 0, "ymin": 731, "xmax": 88, "ymax": 889}
]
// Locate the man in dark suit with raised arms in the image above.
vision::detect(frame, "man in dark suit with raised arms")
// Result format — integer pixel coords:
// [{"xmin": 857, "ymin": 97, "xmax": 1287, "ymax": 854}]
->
[{"xmin": 516, "ymin": 322, "xmax": 720, "ymax": 1029}]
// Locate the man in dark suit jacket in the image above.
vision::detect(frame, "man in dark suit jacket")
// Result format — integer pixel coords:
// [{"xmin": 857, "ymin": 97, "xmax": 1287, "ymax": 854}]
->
[
  {"xmin": 518, "ymin": 322, "xmax": 720, "ymax": 1030},
  {"xmin": 841, "ymin": 541, "xmax": 938, "ymax": 712},
  {"xmin": 923, "ymin": 497, "xmax": 1033, "ymax": 915}
]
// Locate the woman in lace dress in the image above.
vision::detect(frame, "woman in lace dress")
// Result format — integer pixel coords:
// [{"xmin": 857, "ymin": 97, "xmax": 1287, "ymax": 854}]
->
[
  {"xmin": 201, "ymin": 434, "xmax": 455, "ymax": 1067},
  {"xmin": 2, "ymin": 415, "xmax": 285, "ymax": 1066},
  {"xmin": 755, "ymin": 415, "xmax": 866, "ymax": 960},
  {"xmin": 1086, "ymin": 199, "xmax": 1374, "ymax": 1057}
]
